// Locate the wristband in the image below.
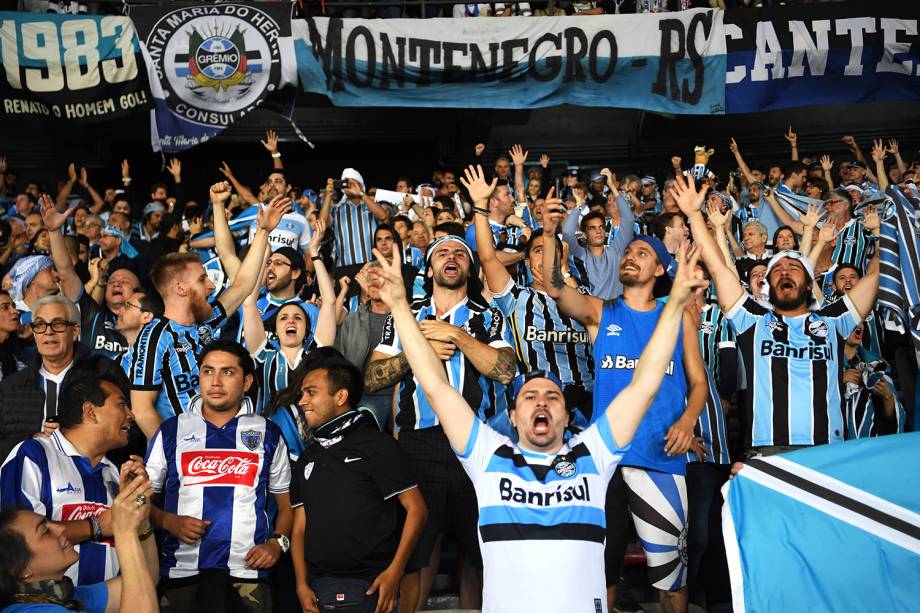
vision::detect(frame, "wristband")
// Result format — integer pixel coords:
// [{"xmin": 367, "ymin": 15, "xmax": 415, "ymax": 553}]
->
[
  {"xmin": 122, "ymin": 178, "xmax": 131, "ymax": 185},
  {"xmin": 311, "ymin": 255, "xmax": 322, "ymax": 262},
  {"xmin": 473, "ymin": 206, "xmax": 490, "ymax": 216},
  {"xmin": 271, "ymin": 153, "xmax": 281, "ymax": 159},
  {"xmin": 138, "ymin": 523, "xmax": 155, "ymax": 541},
  {"xmin": 87, "ymin": 515, "xmax": 102, "ymax": 542}
]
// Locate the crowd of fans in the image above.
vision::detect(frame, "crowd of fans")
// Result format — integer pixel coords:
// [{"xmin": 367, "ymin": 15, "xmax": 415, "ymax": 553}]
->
[{"xmin": 0, "ymin": 121, "xmax": 914, "ymax": 613}]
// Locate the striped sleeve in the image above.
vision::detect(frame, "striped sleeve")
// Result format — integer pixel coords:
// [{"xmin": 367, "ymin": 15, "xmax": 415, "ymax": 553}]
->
[
  {"xmin": 130, "ymin": 320, "xmax": 168, "ymax": 390},
  {"xmin": 725, "ymin": 293, "xmax": 768, "ymax": 335},
  {"xmin": 373, "ymin": 314, "xmax": 402, "ymax": 357},
  {"xmin": 267, "ymin": 431, "xmax": 291, "ymax": 494},
  {"xmin": 0, "ymin": 441, "xmax": 49, "ymax": 514},
  {"xmin": 819, "ymin": 294, "xmax": 861, "ymax": 338},
  {"xmin": 144, "ymin": 427, "xmax": 168, "ymax": 494}
]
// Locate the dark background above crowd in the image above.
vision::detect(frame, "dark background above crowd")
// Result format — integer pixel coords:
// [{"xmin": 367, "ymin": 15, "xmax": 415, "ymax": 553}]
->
[{"xmin": 4, "ymin": 100, "xmax": 919, "ymax": 200}]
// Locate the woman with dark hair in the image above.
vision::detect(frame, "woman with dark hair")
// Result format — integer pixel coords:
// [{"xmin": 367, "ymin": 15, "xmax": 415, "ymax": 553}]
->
[
  {"xmin": 242, "ymin": 221, "xmax": 336, "ymax": 459},
  {"xmin": 772, "ymin": 224, "xmax": 799, "ymax": 251},
  {"xmin": 0, "ymin": 291, "xmax": 23, "ymax": 382},
  {"xmin": 0, "ymin": 462, "xmax": 158, "ymax": 613}
]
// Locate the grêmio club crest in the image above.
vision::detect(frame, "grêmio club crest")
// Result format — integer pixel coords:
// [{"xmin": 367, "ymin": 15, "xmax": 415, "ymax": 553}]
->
[{"xmin": 144, "ymin": 3, "xmax": 284, "ymax": 127}]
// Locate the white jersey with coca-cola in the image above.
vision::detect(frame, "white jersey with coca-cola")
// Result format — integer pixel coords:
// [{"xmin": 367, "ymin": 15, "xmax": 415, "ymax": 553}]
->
[
  {"xmin": 0, "ymin": 430, "xmax": 120, "ymax": 585},
  {"xmin": 145, "ymin": 396, "xmax": 291, "ymax": 579}
]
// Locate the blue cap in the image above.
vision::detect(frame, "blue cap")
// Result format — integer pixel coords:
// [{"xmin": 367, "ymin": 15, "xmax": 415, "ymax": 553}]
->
[
  {"xmin": 630, "ymin": 235, "xmax": 676, "ymax": 279},
  {"xmin": 510, "ymin": 370, "xmax": 565, "ymax": 411}
]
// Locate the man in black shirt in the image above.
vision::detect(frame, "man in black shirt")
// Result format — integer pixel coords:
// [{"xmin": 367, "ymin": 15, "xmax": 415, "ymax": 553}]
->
[{"xmin": 291, "ymin": 354, "xmax": 427, "ymax": 613}]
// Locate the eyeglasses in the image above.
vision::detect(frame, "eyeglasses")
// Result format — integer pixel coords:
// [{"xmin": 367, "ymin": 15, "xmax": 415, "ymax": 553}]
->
[
  {"xmin": 30, "ymin": 319, "xmax": 76, "ymax": 333},
  {"xmin": 825, "ymin": 199, "xmax": 847, "ymax": 206},
  {"xmin": 122, "ymin": 302, "xmax": 142, "ymax": 311},
  {"xmin": 266, "ymin": 260, "xmax": 291, "ymax": 268}
]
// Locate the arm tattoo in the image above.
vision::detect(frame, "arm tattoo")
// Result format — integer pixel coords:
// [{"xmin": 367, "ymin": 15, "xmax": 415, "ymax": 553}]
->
[
  {"xmin": 364, "ymin": 353, "xmax": 410, "ymax": 392},
  {"xmin": 550, "ymin": 256, "xmax": 566, "ymax": 291},
  {"xmin": 486, "ymin": 347, "xmax": 517, "ymax": 383}
]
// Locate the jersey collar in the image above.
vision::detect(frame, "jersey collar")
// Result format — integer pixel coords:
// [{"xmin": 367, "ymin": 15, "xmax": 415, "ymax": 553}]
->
[
  {"xmin": 50, "ymin": 430, "xmax": 114, "ymax": 470},
  {"xmin": 187, "ymin": 394, "xmax": 255, "ymax": 420}
]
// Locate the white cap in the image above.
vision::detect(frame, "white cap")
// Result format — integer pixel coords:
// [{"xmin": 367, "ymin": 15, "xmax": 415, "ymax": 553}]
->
[{"xmin": 341, "ymin": 168, "xmax": 365, "ymax": 189}]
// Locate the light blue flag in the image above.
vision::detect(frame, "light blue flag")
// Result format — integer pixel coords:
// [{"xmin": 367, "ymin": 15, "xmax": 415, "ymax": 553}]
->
[{"xmin": 722, "ymin": 433, "xmax": 920, "ymax": 613}]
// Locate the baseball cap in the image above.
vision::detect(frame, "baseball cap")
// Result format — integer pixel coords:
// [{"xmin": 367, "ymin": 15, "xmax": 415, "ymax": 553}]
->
[
  {"xmin": 630, "ymin": 235, "xmax": 676, "ymax": 279},
  {"xmin": 567, "ymin": 169, "xmax": 579, "ymax": 177},
  {"xmin": 591, "ymin": 173, "xmax": 605, "ymax": 183},
  {"xmin": 640, "ymin": 176, "xmax": 657, "ymax": 186},
  {"xmin": 510, "ymin": 370, "xmax": 565, "ymax": 410}
]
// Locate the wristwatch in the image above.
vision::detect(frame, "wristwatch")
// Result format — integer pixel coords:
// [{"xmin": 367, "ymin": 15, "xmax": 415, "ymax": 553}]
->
[{"xmin": 270, "ymin": 533, "xmax": 290, "ymax": 554}]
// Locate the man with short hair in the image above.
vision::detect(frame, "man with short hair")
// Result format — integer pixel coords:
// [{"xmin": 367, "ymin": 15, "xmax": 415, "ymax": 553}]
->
[
  {"xmin": 0, "ymin": 373, "xmax": 136, "ymax": 585},
  {"xmin": 369, "ymin": 238, "xmax": 706, "ymax": 613},
  {"xmin": 135, "ymin": 202, "xmax": 164, "ymax": 243},
  {"xmin": 115, "ymin": 290, "xmax": 161, "ymax": 368},
  {"xmin": 321, "ymin": 168, "xmax": 389, "ymax": 267},
  {"xmin": 463, "ymin": 181, "xmax": 526, "ymax": 282},
  {"xmin": 291, "ymin": 355, "xmax": 427, "ymax": 613},
  {"xmin": 128, "ymin": 186, "xmax": 291, "ymax": 438},
  {"xmin": 24, "ymin": 212, "xmax": 43, "ymax": 242},
  {"xmin": 652, "ymin": 212, "xmax": 689, "ymax": 255},
  {"xmin": 145, "ymin": 340, "xmax": 292, "ymax": 612}
]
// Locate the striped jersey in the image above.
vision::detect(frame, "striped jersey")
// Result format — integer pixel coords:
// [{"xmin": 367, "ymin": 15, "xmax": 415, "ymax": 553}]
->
[
  {"xmin": 726, "ymin": 293, "xmax": 859, "ymax": 448},
  {"xmin": 331, "ymin": 199, "xmax": 378, "ymax": 267},
  {"xmin": 457, "ymin": 413, "xmax": 626, "ymax": 613},
  {"xmin": 128, "ymin": 301, "xmax": 227, "ymax": 420},
  {"xmin": 145, "ymin": 397, "xmax": 291, "ymax": 579},
  {"xmin": 593, "ymin": 298, "xmax": 688, "ymax": 475},
  {"xmin": 375, "ymin": 295, "xmax": 514, "ymax": 431},
  {"xmin": 246, "ymin": 208, "xmax": 312, "ymax": 252},
  {"xmin": 492, "ymin": 279, "xmax": 594, "ymax": 393},
  {"xmin": 842, "ymin": 348, "xmax": 906, "ymax": 440},
  {"xmin": 0, "ymin": 431, "xmax": 120, "ymax": 585},
  {"xmin": 691, "ymin": 304, "xmax": 733, "ymax": 464},
  {"xmin": 465, "ymin": 220, "xmax": 527, "ymax": 285},
  {"xmin": 220, "ymin": 292, "xmax": 319, "ymax": 347},
  {"xmin": 830, "ymin": 218, "xmax": 875, "ymax": 272}
]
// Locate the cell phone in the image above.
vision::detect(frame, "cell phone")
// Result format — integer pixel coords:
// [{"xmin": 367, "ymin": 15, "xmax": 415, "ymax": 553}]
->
[
  {"xmin": 332, "ymin": 179, "xmax": 346, "ymax": 191},
  {"xmin": 45, "ymin": 416, "xmax": 59, "ymax": 424}
]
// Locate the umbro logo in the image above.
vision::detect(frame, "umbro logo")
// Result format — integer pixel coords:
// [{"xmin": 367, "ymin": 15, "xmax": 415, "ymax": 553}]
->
[
  {"xmin": 606, "ymin": 324, "xmax": 622, "ymax": 337},
  {"xmin": 343, "ymin": 457, "xmax": 362, "ymax": 463}
]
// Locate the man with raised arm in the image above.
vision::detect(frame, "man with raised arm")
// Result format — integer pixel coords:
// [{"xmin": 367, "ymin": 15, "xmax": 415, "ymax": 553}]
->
[
  {"xmin": 672, "ymin": 176, "xmax": 879, "ymax": 457},
  {"xmin": 368, "ymin": 240, "xmax": 706, "ymax": 613}
]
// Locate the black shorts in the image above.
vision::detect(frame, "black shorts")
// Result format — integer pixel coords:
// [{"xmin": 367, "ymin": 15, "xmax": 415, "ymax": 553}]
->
[{"xmin": 398, "ymin": 426, "xmax": 482, "ymax": 571}]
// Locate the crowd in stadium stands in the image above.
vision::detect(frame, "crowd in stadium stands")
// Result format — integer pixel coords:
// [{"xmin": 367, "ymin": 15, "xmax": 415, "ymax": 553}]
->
[
  {"xmin": 6, "ymin": 0, "xmax": 852, "ymax": 18},
  {"xmin": 0, "ymin": 121, "xmax": 914, "ymax": 613}
]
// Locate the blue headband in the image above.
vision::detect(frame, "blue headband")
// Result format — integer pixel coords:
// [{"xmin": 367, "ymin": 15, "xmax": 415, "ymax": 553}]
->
[{"xmin": 102, "ymin": 225, "xmax": 138, "ymax": 259}]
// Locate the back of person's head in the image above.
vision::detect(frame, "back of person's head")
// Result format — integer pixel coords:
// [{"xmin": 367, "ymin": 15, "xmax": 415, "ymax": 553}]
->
[
  {"xmin": 149, "ymin": 252, "xmax": 202, "ymax": 296},
  {"xmin": 580, "ymin": 210, "xmax": 605, "ymax": 232},
  {"xmin": 0, "ymin": 508, "xmax": 30, "ymax": 607},
  {"xmin": 432, "ymin": 221, "xmax": 464, "ymax": 238},
  {"xmin": 198, "ymin": 339, "xmax": 255, "ymax": 378},
  {"xmin": 140, "ymin": 291, "xmax": 165, "ymax": 319},
  {"xmin": 57, "ymin": 373, "xmax": 125, "ymax": 430},
  {"xmin": 784, "ymin": 161, "xmax": 806, "ymax": 178}
]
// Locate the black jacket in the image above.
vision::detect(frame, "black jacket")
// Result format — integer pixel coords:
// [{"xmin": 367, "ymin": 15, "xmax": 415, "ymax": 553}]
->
[{"xmin": 0, "ymin": 345, "xmax": 128, "ymax": 461}]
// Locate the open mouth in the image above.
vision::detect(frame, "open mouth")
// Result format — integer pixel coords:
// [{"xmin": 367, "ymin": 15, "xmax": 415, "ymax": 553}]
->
[
  {"xmin": 120, "ymin": 424, "xmax": 131, "ymax": 434},
  {"xmin": 266, "ymin": 273, "xmax": 276, "ymax": 284},
  {"xmin": 778, "ymin": 280, "xmax": 796, "ymax": 292},
  {"xmin": 532, "ymin": 412, "xmax": 551, "ymax": 435},
  {"xmin": 284, "ymin": 324, "xmax": 298, "ymax": 337},
  {"xmin": 443, "ymin": 263, "xmax": 459, "ymax": 275}
]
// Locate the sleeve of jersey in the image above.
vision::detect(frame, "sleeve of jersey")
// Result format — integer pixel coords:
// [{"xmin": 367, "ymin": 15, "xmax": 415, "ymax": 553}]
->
[
  {"xmin": 74, "ymin": 582, "xmax": 109, "ymax": 612},
  {"xmin": 289, "ymin": 456, "xmax": 304, "ymax": 508},
  {"xmin": 724, "ymin": 293, "xmax": 766, "ymax": 335},
  {"xmin": 718, "ymin": 315, "xmax": 737, "ymax": 349},
  {"xmin": 372, "ymin": 314, "xmax": 402, "ymax": 357},
  {"xmin": 268, "ymin": 431, "xmax": 292, "ymax": 494},
  {"xmin": 144, "ymin": 428, "xmax": 169, "ymax": 494},
  {"xmin": 484, "ymin": 306, "xmax": 513, "ymax": 349},
  {"xmin": 369, "ymin": 437, "xmax": 418, "ymax": 501},
  {"xmin": 206, "ymin": 300, "xmax": 228, "ymax": 327},
  {"xmin": 129, "ymin": 323, "xmax": 165, "ymax": 390},
  {"xmin": 820, "ymin": 294, "xmax": 861, "ymax": 338},
  {"xmin": 575, "ymin": 413, "xmax": 630, "ymax": 478},
  {"xmin": 298, "ymin": 218, "xmax": 312, "ymax": 249},
  {"xmin": 0, "ymin": 443, "xmax": 47, "ymax": 514},
  {"xmin": 77, "ymin": 289, "xmax": 99, "ymax": 328},
  {"xmin": 454, "ymin": 418, "xmax": 507, "ymax": 486},
  {"xmin": 491, "ymin": 278, "xmax": 518, "ymax": 317},
  {"xmin": 250, "ymin": 339, "xmax": 276, "ymax": 364}
]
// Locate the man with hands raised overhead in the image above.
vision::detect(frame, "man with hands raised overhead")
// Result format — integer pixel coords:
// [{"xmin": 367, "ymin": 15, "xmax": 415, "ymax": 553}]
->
[{"xmin": 367, "ymin": 238, "xmax": 707, "ymax": 613}]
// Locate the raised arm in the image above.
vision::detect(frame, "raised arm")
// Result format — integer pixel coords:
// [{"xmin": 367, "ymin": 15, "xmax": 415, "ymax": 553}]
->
[
  {"xmin": 460, "ymin": 165, "xmax": 510, "ymax": 293},
  {"xmin": 843, "ymin": 135, "xmax": 878, "ymax": 185},
  {"xmin": 40, "ymin": 195, "xmax": 82, "ymax": 300},
  {"xmin": 308, "ymin": 219, "xmax": 337, "ymax": 347},
  {"xmin": 784, "ymin": 126, "xmax": 799, "ymax": 161},
  {"xmin": 209, "ymin": 181, "xmax": 242, "ymax": 278},
  {"xmin": 242, "ymin": 257, "xmax": 269, "ymax": 354},
  {"xmin": 261, "ymin": 130, "xmax": 284, "ymax": 170},
  {"xmin": 763, "ymin": 188, "xmax": 804, "ymax": 235},
  {"xmin": 370, "ymin": 248, "xmax": 474, "ymax": 453},
  {"xmin": 78, "ymin": 167, "xmax": 106, "ymax": 214},
  {"xmin": 707, "ymin": 203, "xmax": 740, "ymax": 279},
  {"xmin": 219, "ymin": 195, "xmax": 292, "ymax": 313},
  {"xmin": 871, "ymin": 139, "xmax": 890, "ymax": 190},
  {"xmin": 510, "ymin": 144, "xmax": 528, "ymax": 203},
  {"xmin": 820, "ymin": 154, "xmax": 835, "ymax": 189},
  {"xmin": 604, "ymin": 244, "xmax": 708, "ymax": 447},
  {"xmin": 218, "ymin": 161, "xmax": 259, "ymax": 206},
  {"xmin": 542, "ymin": 196, "xmax": 603, "ymax": 337},
  {"xmin": 55, "ymin": 163, "xmax": 76, "ymax": 211},
  {"xmin": 887, "ymin": 139, "xmax": 907, "ymax": 175},
  {"xmin": 847, "ymin": 209, "xmax": 881, "ymax": 320},
  {"xmin": 673, "ymin": 178, "xmax": 746, "ymax": 312},
  {"xmin": 729, "ymin": 139, "xmax": 756, "ymax": 185}
]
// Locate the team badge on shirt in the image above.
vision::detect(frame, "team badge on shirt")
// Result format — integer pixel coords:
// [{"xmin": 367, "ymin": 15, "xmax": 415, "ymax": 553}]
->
[
  {"xmin": 552, "ymin": 455, "xmax": 577, "ymax": 478},
  {"xmin": 807, "ymin": 320, "xmax": 829, "ymax": 339},
  {"xmin": 303, "ymin": 461, "xmax": 315, "ymax": 480},
  {"xmin": 197, "ymin": 324, "xmax": 214, "ymax": 346},
  {"xmin": 241, "ymin": 429, "xmax": 263, "ymax": 451}
]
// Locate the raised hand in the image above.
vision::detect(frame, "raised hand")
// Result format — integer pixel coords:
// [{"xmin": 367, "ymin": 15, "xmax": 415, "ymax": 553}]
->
[
  {"xmin": 78, "ymin": 167, "xmax": 90, "ymax": 188},
  {"xmin": 257, "ymin": 195, "xmax": 292, "ymax": 232},
  {"xmin": 820, "ymin": 154, "xmax": 834, "ymax": 171},
  {"xmin": 66, "ymin": 162, "xmax": 77, "ymax": 184},
  {"xmin": 818, "ymin": 222, "xmax": 838, "ymax": 244},
  {"xmin": 121, "ymin": 159, "xmax": 130, "ymax": 179},
  {"xmin": 886, "ymin": 138, "xmax": 900, "ymax": 155},
  {"xmin": 474, "ymin": 143, "xmax": 485, "ymax": 157},
  {"xmin": 218, "ymin": 161, "xmax": 235, "ymax": 179},
  {"xmin": 540, "ymin": 187, "xmax": 564, "ymax": 232},
  {"xmin": 862, "ymin": 207, "xmax": 880, "ymax": 232},
  {"xmin": 784, "ymin": 126, "xmax": 798, "ymax": 147},
  {"xmin": 260, "ymin": 129, "xmax": 279, "ymax": 154},
  {"xmin": 801, "ymin": 202, "xmax": 823, "ymax": 228},
  {"xmin": 671, "ymin": 155, "xmax": 683, "ymax": 168},
  {"xmin": 540, "ymin": 153, "xmax": 550, "ymax": 168},
  {"xmin": 729, "ymin": 138, "xmax": 739, "ymax": 154},
  {"xmin": 0, "ymin": 156, "xmax": 6, "ymax": 174},
  {"xmin": 668, "ymin": 241, "xmax": 708, "ymax": 307},
  {"xmin": 509, "ymin": 144, "xmax": 528, "ymax": 166},
  {"xmin": 209, "ymin": 181, "xmax": 232, "ymax": 206},
  {"xmin": 459, "ymin": 164, "xmax": 497, "ymax": 204},
  {"xmin": 166, "ymin": 158, "xmax": 182, "ymax": 181},
  {"xmin": 370, "ymin": 247, "xmax": 406, "ymax": 306},
  {"xmin": 871, "ymin": 139, "xmax": 886, "ymax": 162},
  {"xmin": 309, "ymin": 218, "xmax": 326, "ymax": 256},
  {"xmin": 40, "ymin": 194, "xmax": 76, "ymax": 231},
  {"xmin": 600, "ymin": 167, "xmax": 616, "ymax": 185},
  {"xmin": 671, "ymin": 175, "xmax": 709, "ymax": 217},
  {"xmin": 706, "ymin": 201, "xmax": 729, "ymax": 229},
  {"xmin": 842, "ymin": 135, "xmax": 857, "ymax": 149}
]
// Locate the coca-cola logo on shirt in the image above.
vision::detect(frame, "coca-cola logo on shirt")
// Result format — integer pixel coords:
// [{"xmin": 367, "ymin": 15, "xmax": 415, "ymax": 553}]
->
[
  {"xmin": 60, "ymin": 502, "xmax": 108, "ymax": 522},
  {"xmin": 180, "ymin": 451, "xmax": 259, "ymax": 487}
]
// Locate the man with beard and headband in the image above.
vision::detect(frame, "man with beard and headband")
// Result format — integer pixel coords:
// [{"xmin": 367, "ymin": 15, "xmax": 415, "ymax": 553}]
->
[
  {"xmin": 365, "ymin": 234, "xmax": 517, "ymax": 612},
  {"xmin": 127, "ymin": 186, "xmax": 293, "ymax": 439},
  {"xmin": 545, "ymin": 200, "xmax": 708, "ymax": 613},
  {"xmin": 368, "ymin": 239, "xmax": 707, "ymax": 613},
  {"xmin": 673, "ymin": 176, "xmax": 880, "ymax": 458}
]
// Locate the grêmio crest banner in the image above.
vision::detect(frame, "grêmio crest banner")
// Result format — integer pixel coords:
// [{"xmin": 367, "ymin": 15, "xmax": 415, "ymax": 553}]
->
[
  {"xmin": 132, "ymin": 1, "xmax": 298, "ymax": 152},
  {"xmin": 293, "ymin": 10, "xmax": 728, "ymax": 115},
  {"xmin": 0, "ymin": 12, "xmax": 150, "ymax": 122}
]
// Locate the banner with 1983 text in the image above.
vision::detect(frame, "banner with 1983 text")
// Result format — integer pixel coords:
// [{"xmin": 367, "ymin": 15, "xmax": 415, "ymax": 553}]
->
[
  {"xmin": 0, "ymin": 12, "xmax": 149, "ymax": 122},
  {"xmin": 294, "ymin": 10, "xmax": 727, "ymax": 115}
]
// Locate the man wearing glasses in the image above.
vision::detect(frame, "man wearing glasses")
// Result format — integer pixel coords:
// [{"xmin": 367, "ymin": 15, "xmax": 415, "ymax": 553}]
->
[{"xmin": 0, "ymin": 295, "xmax": 127, "ymax": 460}]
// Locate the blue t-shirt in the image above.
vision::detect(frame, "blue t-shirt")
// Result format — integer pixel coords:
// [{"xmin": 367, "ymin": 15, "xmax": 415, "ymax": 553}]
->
[{"xmin": 3, "ymin": 582, "xmax": 108, "ymax": 612}]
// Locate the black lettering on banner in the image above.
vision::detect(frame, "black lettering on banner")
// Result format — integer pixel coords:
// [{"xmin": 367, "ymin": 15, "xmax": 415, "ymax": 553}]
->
[
  {"xmin": 500, "ymin": 38, "xmax": 529, "ymax": 81},
  {"xmin": 563, "ymin": 27, "xmax": 588, "ymax": 83},
  {"xmin": 683, "ymin": 11, "xmax": 712, "ymax": 105},
  {"xmin": 345, "ymin": 25, "xmax": 375, "ymax": 87},
  {"xmin": 588, "ymin": 30, "xmax": 617, "ymax": 82},
  {"xmin": 408, "ymin": 38, "xmax": 441, "ymax": 86},
  {"xmin": 470, "ymin": 42, "xmax": 500, "ymax": 82},
  {"xmin": 309, "ymin": 17, "xmax": 345, "ymax": 93},
  {"xmin": 442, "ymin": 41, "xmax": 468, "ymax": 83},
  {"xmin": 528, "ymin": 32, "xmax": 562, "ymax": 82},
  {"xmin": 379, "ymin": 34, "xmax": 406, "ymax": 89},
  {"xmin": 652, "ymin": 18, "xmax": 686, "ymax": 101}
]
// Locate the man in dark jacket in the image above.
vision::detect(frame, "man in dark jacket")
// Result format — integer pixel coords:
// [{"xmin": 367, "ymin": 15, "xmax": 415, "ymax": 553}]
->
[{"xmin": 0, "ymin": 295, "xmax": 128, "ymax": 460}]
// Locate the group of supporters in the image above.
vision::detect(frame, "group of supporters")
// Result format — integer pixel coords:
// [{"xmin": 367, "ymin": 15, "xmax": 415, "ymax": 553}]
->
[{"xmin": 0, "ymin": 126, "xmax": 914, "ymax": 613}]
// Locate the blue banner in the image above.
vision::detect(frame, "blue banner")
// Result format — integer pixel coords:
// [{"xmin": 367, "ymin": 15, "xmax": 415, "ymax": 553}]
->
[{"xmin": 293, "ymin": 11, "xmax": 727, "ymax": 115}]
